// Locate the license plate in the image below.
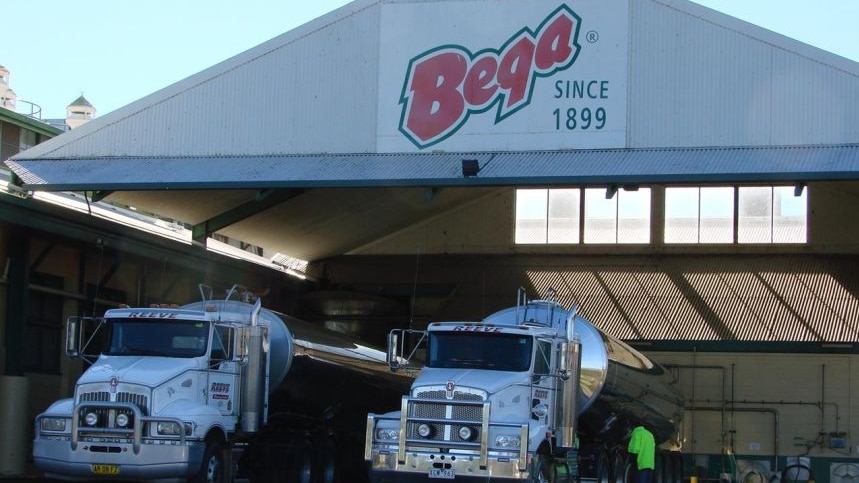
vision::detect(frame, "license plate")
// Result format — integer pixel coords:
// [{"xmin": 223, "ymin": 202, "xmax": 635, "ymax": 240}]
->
[
  {"xmin": 91, "ymin": 464, "xmax": 120, "ymax": 475},
  {"xmin": 429, "ymin": 468, "xmax": 455, "ymax": 479}
]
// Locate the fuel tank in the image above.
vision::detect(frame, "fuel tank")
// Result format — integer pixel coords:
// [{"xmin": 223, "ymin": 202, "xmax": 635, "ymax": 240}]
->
[{"xmin": 484, "ymin": 301, "xmax": 683, "ymax": 447}]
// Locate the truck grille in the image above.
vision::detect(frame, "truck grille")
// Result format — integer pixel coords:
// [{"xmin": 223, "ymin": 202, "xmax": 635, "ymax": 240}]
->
[
  {"xmin": 80, "ymin": 391, "xmax": 149, "ymax": 413},
  {"xmin": 78, "ymin": 391, "xmax": 148, "ymax": 431},
  {"xmin": 408, "ymin": 390, "xmax": 484, "ymax": 443}
]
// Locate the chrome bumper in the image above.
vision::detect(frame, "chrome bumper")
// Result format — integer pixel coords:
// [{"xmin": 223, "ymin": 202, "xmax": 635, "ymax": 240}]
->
[
  {"xmin": 368, "ymin": 450, "xmax": 530, "ymax": 481},
  {"xmin": 33, "ymin": 436, "xmax": 205, "ymax": 482}
]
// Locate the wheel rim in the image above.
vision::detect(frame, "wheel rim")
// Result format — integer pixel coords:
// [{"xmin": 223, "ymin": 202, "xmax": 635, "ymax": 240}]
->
[
  {"xmin": 204, "ymin": 448, "xmax": 222, "ymax": 483},
  {"xmin": 296, "ymin": 442, "xmax": 313, "ymax": 483}
]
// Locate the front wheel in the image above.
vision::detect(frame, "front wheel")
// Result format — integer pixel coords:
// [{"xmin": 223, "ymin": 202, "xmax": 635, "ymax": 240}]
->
[
  {"xmin": 191, "ymin": 440, "xmax": 224, "ymax": 483},
  {"xmin": 531, "ymin": 453, "xmax": 555, "ymax": 483}
]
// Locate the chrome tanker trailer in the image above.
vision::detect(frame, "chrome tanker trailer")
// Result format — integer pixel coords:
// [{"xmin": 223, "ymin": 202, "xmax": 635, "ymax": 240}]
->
[
  {"xmin": 365, "ymin": 289, "xmax": 684, "ymax": 483},
  {"xmin": 33, "ymin": 284, "xmax": 415, "ymax": 483}
]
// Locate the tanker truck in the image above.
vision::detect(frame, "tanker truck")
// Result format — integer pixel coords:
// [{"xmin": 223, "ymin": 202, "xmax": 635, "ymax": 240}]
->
[
  {"xmin": 33, "ymin": 284, "xmax": 415, "ymax": 483},
  {"xmin": 365, "ymin": 288, "xmax": 685, "ymax": 483}
]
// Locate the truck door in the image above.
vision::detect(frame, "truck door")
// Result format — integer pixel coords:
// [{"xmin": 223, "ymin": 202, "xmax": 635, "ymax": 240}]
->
[
  {"xmin": 208, "ymin": 324, "xmax": 239, "ymax": 415},
  {"xmin": 531, "ymin": 338, "xmax": 554, "ymax": 424}
]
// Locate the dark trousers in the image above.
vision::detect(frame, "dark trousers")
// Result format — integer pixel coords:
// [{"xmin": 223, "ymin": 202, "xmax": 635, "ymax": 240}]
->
[{"xmin": 638, "ymin": 468, "xmax": 653, "ymax": 483}]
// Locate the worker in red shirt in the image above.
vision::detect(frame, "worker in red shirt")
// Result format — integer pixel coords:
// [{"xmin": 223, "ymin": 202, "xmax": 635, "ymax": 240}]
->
[{"xmin": 628, "ymin": 425, "xmax": 656, "ymax": 483}]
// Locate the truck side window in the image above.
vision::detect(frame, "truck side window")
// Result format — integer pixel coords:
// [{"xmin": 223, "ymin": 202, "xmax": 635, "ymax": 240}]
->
[
  {"xmin": 211, "ymin": 326, "xmax": 234, "ymax": 361},
  {"xmin": 533, "ymin": 340, "xmax": 552, "ymax": 382}
]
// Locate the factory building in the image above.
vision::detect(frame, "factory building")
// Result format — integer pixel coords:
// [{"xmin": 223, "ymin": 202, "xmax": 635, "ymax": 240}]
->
[{"xmin": 3, "ymin": 0, "xmax": 859, "ymax": 480}]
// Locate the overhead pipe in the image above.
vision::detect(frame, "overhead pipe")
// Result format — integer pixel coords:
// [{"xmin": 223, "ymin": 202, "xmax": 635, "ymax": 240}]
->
[
  {"xmin": 686, "ymin": 406, "xmax": 779, "ymax": 473},
  {"xmin": 0, "ymin": 274, "xmax": 124, "ymax": 309}
]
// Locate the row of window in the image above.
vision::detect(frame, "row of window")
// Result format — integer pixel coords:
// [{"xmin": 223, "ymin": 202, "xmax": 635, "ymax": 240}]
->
[{"xmin": 514, "ymin": 186, "xmax": 807, "ymax": 245}]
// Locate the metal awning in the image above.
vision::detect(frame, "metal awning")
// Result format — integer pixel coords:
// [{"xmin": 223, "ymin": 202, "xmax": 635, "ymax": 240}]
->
[{"xmin": 8, "ymin": 144, "xmax": 859, "ymax": 191}]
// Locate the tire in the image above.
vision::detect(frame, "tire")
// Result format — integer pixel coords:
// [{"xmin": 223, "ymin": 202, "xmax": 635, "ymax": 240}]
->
[
  {"xmin": 670, "ymin": 452, "xmax": 684, "ymax": 483},
  {"xmin": 597, "ymin": 450, "xmax": 613, "ymax": 483},
  {"xmin": 191, "ymin": 440, "xmax": 224, "ymax": 483},
  {"xmin": 654, "ymin": 452, "xmax": 665, "ymax": 483},
  {"xmin": 293, "ymin": 438, "xmax": 313, "ymax": 483},
  {"xmin": 313, "ymin": 434, "xmax": 337, "ymax": 483},
  {"xmin": 531, "ymin": 453, "xmax": 555, "ymax": 483},
  {"xmin": 612, "ymin": 450, "xmax": 634, "ymax": 483}
]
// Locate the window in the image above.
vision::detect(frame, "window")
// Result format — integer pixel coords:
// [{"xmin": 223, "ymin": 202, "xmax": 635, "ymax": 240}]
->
[
  {"xmin": 212, "ymin": 325, "xmax": 234, "ymax": 361},
  {"xmin": 665, "ymin": 185, "xmax": 807, "ymax": 244},
  {"xmin": 19, "ymin": 129, "xmax": 37, "ymax": 151},
  {"xmin": 25, "ymin": 273, "xmax": 64, "ymax": 374},
  {"xmin": 515, "ymin": 187, "xmax": 650, "ymax": 244},
  {"xmin": 533, "ymin": 340, "xmax": 552, "ymax": 383},
  {"xmin": 515, "ymin": 189, "xmax": 549, "ymax": 244},
  {"xmin": 428, "ymin": 332, "xmax": 533, "ymax": 372},
  {"xmin": 665, "ymin": 187, "xmax": 733, "ymax": 243},
  {"xmin": 739, "ymin": 186, "xmax": 806, "ymax": 243},
  {"xmin": 1, "ymin": 121, "xmax": 22, "ymax": 160}
]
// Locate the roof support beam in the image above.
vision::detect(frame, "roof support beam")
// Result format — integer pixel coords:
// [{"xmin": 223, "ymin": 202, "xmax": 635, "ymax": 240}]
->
[{"xmin": 192, "ymin": 188, "xmax": 304, "ymax": 244}]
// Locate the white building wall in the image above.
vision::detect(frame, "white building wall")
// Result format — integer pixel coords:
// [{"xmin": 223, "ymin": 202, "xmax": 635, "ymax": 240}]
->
[
  {"xmin": 651, "ymin": 351, "xmax": 855, "ymax": 462},
  {"xmin": 629, "ymin": 0, "xmax": 859, "ymax": 148}
]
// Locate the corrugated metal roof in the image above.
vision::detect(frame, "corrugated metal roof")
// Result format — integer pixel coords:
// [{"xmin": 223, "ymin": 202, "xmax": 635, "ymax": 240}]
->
[
  {"xmin": 521, "ymin": 256, "xmax": 859, "ymax": 343},
  {"xmin": 7, "ymin": 144, "xmax": 859, "ymax": 191}
]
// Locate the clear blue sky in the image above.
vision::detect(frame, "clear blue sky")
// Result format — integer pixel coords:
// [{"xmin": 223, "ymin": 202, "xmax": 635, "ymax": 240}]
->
[{"xmin": 3, "ymin": 0, "xmax": 858, "ymax": 120}]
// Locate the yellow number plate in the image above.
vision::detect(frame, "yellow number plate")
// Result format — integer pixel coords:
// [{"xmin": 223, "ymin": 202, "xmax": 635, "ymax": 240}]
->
[{"xmin": 92, "ymin": 464, "xmax": 120, "ymax": 475}]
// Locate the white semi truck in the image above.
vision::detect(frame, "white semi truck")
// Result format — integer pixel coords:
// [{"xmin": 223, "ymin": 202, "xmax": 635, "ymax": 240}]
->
[
  {"xmin": 365, "ymin": 289, "xmax": 685, "ymax": 483},
  {"xmin": 33, "ymin": 284, "xmax": 414, "ymax": 483}
]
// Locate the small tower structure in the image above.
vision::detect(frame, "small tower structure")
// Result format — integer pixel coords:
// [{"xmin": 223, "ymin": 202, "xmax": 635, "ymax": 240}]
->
[
  {"xmin": 0, "ymin": 64, "xmax": 17, "ymax": 110},
  {"xmin": 66, "ymin": 94, "xmax": 96, "ymax": 129}
]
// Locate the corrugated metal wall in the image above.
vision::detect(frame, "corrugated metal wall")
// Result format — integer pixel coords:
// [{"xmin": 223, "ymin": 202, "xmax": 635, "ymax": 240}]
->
[
  {"xmin": 28, "ymin": 2, "xmax": 382, "ymax": 158},
  {"xmin": 629, "ymin": 0, "xmax": 859, "ymax": 148}
]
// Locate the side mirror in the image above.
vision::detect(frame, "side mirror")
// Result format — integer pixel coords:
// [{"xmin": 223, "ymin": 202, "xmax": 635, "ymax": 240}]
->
[
  {"xmin": 387, "ymin": 331, "xmax": 401, "ymax": 371},
  {"xmin": 386, "ymin": 328, "xmax": 427, "ymax": 372},
  {"xmin": 66, "ymin": 317, "xmax": 81, "ymax": 358}
]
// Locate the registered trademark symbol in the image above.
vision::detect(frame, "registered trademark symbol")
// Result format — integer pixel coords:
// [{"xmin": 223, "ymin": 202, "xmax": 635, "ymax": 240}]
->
[{"xmin": 586, "ymin": 30, "xmax": 599, "ymax": 43}]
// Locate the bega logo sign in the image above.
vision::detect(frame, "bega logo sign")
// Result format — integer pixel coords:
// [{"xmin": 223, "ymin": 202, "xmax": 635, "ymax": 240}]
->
[{"xmin": 398, "ymin": 4, "xmax": 582, "ymax": 149}]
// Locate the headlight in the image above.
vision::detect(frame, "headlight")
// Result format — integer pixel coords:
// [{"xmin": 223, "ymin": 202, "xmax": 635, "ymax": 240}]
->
[
  {"xmin": 417, "ymin": 423, "xmax": 434, "ymax": 438},
  {"xmin": 84, "ymin": 412, "xmax": 99, "ymax": 426},
  {"xmin": 156, "ymin": 421, "xmax": 193, "ymax": 436},
  {"xmin": 156, "ymin": 422, "xmax": 181, "ymax": 436},
  {"xmin": 41, "ymin": 417, "xmax": 67, "ymax": 432},
  {"xmin": 495, "ymin": 434, "xmax": 521, "ymax": 448},
  {"xmin": 458, "ymin": 426, "xmax": 475, "ymax": 441},
  {"xmin": 375, "ymin": 428, "xmax": 399, "ymax": 441},
  {"xmin": 115, "ymin": 413, "xmax": 130, "ymax": 428}
]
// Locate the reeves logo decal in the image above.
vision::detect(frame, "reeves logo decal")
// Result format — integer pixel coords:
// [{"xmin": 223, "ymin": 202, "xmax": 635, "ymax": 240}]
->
[
  {"xmin": 211, "ymin": 382, "xmax": 231, "ymax": 400},
  {"xmin": 398, "ymin": 5, "xmax": 582, "ymax": 149}
]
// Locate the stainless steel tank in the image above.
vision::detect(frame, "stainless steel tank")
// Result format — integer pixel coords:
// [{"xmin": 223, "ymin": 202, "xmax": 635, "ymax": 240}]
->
[
  {"xmin": 183, "ymin": 299, "xmax": 415, "ymax": 423},
  {"xmin": 484, "ymin": 301, "xmax": 684, "ymax": 446}
]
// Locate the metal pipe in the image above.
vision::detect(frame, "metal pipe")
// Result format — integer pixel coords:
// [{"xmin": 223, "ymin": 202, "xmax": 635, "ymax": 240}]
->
[
  {"xmin": 667, "ymin": 362, "xmax": 728, "ymax": 467},
  {"xmin": 686, "ymin": 406, "xmax": 779, "ymax": 472}
]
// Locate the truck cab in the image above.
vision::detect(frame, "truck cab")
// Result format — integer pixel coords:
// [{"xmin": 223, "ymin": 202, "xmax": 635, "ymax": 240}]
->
[
  {"xmin": 33, "ymin": 288, "xmax": 279, "ymax": 483},
  {"xmin": 365, "ymin": 292, "xmax": 587, "ymax": 483}
]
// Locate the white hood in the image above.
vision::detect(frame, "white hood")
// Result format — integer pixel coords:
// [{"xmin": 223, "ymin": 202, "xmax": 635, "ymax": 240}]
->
[
  {"xmin": 413, "ymin": 368, "xmax": 529, "ymax": 395},
  {"xmin": 78, "ymin": 355, "xmax": 201, "ymax": 388}
]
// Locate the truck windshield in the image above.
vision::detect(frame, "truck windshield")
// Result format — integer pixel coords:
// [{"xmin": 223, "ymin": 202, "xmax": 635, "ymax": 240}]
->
[
  {"xmin": 427, "ymin": 332, "xmax": 533, "ymax": 372},
  {"xmin": 104, "ymin": 319, "xmax": 209, "ymax": 358}
]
